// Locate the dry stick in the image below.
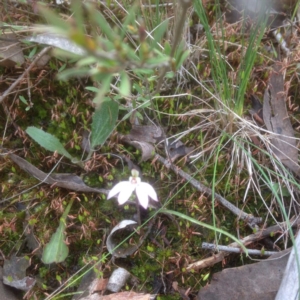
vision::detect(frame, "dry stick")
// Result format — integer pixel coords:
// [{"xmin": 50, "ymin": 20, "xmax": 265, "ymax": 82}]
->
[
  {"xmin": 202, "ymin": 242, "xmax": 278, "ymax": 257},
  {"xmin": 0, "ymin": 46, "xmax": 52, "ymax": 104},
  {"xmin": 186, "ymin": 216, "xmax": 300, "ymax": 271},
  {"xmin": 155, "ymin": 154, "xmax": 262, "ymax": 227}
]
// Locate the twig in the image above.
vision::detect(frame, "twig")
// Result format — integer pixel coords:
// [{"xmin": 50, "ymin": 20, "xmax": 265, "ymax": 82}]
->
[
  {"xmin": 186, "ymin": 215, "xmax": 300, "ymax": 271},
  {"xmin": 155, "ymin": 154, "xmax": 262, "ymax": 228},
  {"xmin": 202, "ymin": 242, "xmax": 278, "ymax": 256},
  {"xmin": 0, "ymin": 46, "xmax": 52, "ymax": 104}
]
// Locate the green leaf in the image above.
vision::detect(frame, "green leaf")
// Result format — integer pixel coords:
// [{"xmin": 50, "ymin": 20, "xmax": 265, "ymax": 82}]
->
[
  {"xmin": 85, "ymin": 86, "xmax": 99, "ymax": 93},
  {"xmin": 57, "ymin": 67, "xmax": 91, "ymax": 81},
  {"xmin": 120, "ymin": 4, "xmax": 138, "ymax": 40},
  {"xmin": 176, "ymin": 50, "xmax": 190, "ymax": 70},
  {"xmin": 164, "ymin": 41, "xmax": 171, "ymax": 56},
  {"xmin": 19, "ymin": 95, "xmax": 28, "ymax": 105},
  {"xmin": 92, "ymin": 75, "xmax": 113, "ymax": 106},
  {"xmin": 133, "ymin": 68, "xmax": 154, "ymax": 76},
  {"xmin": 71, "ymin": 0, "xmax": 85, "ymax": 35},
  {"xmin": 26, "ymin": 127, "xmax": 74, "ymax": 161},
  {"xmin": 42, "ymin": 200, "xmax": 74, "ymax": 264},
  {"xmin": 151, "ymin": 19, "xmax": 168, "ymax": 49},
  {"xmin": 76, "ymin": 56, "xmax": 98, "ymax": 67},
  {"xmin": 161, "ymin": 209, "xmax": 248, "ymax": 255},
  {"xmin": 87, "ymin": 5, "xmax": 116, "ymax": 41},
  {"xmin": 38, "ymin": 4, "xmax": 72, "ymax": 34},
  {"xmin": 146, "ymin": 55, "xmax": 169, "ymax": 66},
  {"xmin": 91, "ymin": 100, "xmax": 119, "ymax": 149},
  {"xmin": 119, "ymin": 71, "xmax": 131, "ymax": 97}
]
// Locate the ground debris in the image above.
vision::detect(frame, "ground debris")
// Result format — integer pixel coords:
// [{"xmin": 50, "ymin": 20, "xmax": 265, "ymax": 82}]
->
[
  {"xmin": 197, "ymin": 249, "xmax": 290, "ymax": 300},
  {"xmin": 263, "ymin": 64, "xmax": 300, "ymax": 175}
]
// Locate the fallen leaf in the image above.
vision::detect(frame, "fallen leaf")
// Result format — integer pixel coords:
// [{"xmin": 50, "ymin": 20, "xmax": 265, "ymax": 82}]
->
[
  {"xmin": 80, "ymin": 291, "xmax": 151, "ymax": 300},
  {"xmin": 120, "ymin": 125, "xmax": 193, "ymax": 161},
  {"xmin": 8, "ymin": 153, "xmax": 108, "ymax": 194},
  {"xmin": 119, "ymin": 125, "xmax": 163, "ymax": 161},
  {"xmin": 103, "ymin": 292, "xmax": 151, "ymax": 300},
  {"xmin": 127, "ymin": 125, "xmax": 164, "ymax": 144},
  {"xmin": 197, "ymin": 249, "xmax": 290, "ymax": 300},
  {"xmin": 0, "ymin": 266, "xmax": 21, "ymax": 300},
  {"xmin": 129, "ymin": 141, "xmax": 155, "ymax": 162},
  {"xmin": 3, "ymin": 255, "xmax": 36, "ymax": 292},
  {"xmin": 25, "ymin": 33, "xmax": 85, "ymax": 56},
  {"xmin": 263, "ymin": 64, "xmax": 300, "ymax": 174},
  {"xmin": 94, "ymin": 278, "xmax": 109, "ymax": 292},
  {"xmin": 167, "ymin": 139, "xmax": 194, "ymax": 161},
  {"xmin": 0, "ymin": 34, "xmax": 25, "ymax": 67},
  {"xmin": 106, "ymin": 220, "xmax": 138, "ymax": 258}
]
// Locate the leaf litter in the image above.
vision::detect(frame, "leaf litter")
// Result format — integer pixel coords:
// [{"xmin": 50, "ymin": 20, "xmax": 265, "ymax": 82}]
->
[
  {"xmin": 2, "ymin": 1, "xmax": 300, "ymax": 299},
  {"xmin": 263, "ymin": 64, "xmax": 300, "ymax": 175}
]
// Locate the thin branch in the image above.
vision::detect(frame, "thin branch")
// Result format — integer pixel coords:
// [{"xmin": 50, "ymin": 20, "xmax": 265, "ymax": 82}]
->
[
  {"xmin": 0, "ymin": 46, "xmax": 52, "ymax": 104},
  {"xmin": 155, "ymin": 153, "xmax": 262, "ymax": 228},
  {"xmin": 202, "ymin": 242, "xmax": 278, "ymax": 256},
  {"xmin": 186, "ymin": 216, "xmax": 300, "ymax": 271}
]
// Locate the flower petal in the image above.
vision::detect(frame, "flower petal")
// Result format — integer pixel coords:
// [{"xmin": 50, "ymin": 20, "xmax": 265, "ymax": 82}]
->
[
  {"xmin": 118, "ymin": 183, "xmax": 135, "ymax": 205},
  {"xmin": 107, "ymin": 181, "xmax": 131, "ymax": 199},
  {"xmin": 139, "ymin": 182, "xmax": 158, "ymax": 201},
  {"xmin": 135, "ymin": 185, "xmax": 149, "ymax": 209}
]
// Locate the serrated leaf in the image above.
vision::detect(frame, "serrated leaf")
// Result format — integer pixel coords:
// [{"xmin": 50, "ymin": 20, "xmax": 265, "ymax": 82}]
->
[
  {"xmin": 42, "ymin": 200, "xmax": 73, "ymax": 264},
  {"xmin": 26, "ymin": 127, "xmax": 74, "ymax": 161},
  {"xmin": 91, "ymin": 100, "xmax": 119, "ymax": 149}
]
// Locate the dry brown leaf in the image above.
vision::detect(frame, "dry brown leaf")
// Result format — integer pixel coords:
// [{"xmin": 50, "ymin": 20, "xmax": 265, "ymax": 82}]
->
[
  {"xmin": 197, "ymin": 250, "xmax": 289, "ymax": 300},
  {"xmin": 120, "ymin": 125, "xmax": 163, "ymax": 161},
  {"xmin": 93, "ymin": 278, "xmax": 109, "ymax": 292},
  {"xmin": 167, "ymin": 140, "xmax": 194, "ymax": 161},
  {"xmin": 263, "ymin": 64, "xmax": 300, "ymax": 175},
  {"xmin": 3, "ymin": 255, "xmax": 36, "ymax": 292},
  {"xmin": 79, "ymin": 291, "xmax": 151, "ymax": 300},
  {"xmin": 0, "ymin": 34, "xmax": 25, "ymax": 67},
  {"xmin": 102, "ymin": 291, "xmax": 151, "ymax": 300},
  {"xmin": 130, "ymin": 141, "xmax": 155, "ymax": 162},
  {"xmin": 8, "ymin": 153, "xmax": 108, "ymax": 194},
  {"xmin": 121, "ymin": 125, "xmax": 193, "ymax": 162},
  {"xmin": 127, "ymin": 125, "xmax": 164, "ymax": 144}
]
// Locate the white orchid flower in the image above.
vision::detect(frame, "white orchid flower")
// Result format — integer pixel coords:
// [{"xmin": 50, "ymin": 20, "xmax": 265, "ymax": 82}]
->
[{"xmin": 107, "ymin": 169, "xmax": 158, "ymax": 209}]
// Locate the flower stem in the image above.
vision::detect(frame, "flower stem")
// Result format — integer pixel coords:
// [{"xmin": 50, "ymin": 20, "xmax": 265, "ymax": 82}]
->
[{"xmin": 136, "ymin": 198, "xmax": 141, "ymax": 226}]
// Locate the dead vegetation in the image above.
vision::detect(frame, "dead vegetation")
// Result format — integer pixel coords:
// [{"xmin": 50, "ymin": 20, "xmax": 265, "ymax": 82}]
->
[{"xmin": 1, "ymin": 0, "xmax": 300, "ymax": 299}]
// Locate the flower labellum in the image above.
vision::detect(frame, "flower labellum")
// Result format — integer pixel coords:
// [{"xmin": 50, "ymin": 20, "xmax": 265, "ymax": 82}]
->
[{"xmin": 107, "ymin": 169, "xmax": 158, "ymax": 209}]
